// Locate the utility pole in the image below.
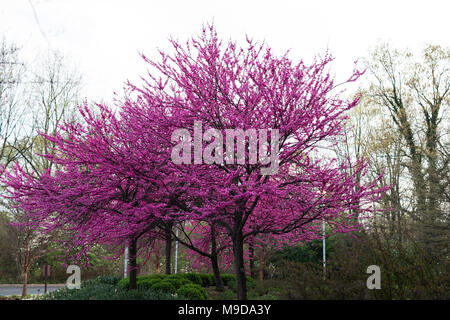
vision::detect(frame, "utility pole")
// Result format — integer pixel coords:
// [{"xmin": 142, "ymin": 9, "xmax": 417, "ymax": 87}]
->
[
  {"xmin": 124, "ymin": 247, "xmax": 129, "ymax": 278},
  {"xmin": 174, "ymin": 229, "xmax": 179, "ymax": 274},
  {"xmin": 322, "ymin": 218, "xmax": 326, "ymax": 279}
]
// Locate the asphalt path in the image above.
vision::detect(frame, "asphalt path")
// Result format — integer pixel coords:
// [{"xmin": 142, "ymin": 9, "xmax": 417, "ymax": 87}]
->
[{"xmin": 0, "ymin": 284, "xmax": 65, "ymax": 296}]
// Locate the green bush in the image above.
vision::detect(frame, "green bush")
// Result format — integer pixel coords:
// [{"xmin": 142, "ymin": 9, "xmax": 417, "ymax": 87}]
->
[
  {"xmin": 150, "ymin": 280, "xmax": 177, "ymax": 294},
  {"xmin": 90, "ymin": 275, "xmax": 122, "ymax": 286},
  {"xmin": 254, "ymin": 282, "xmax": 269, "ymax": 296},
  {"xmin": 117, "ymin": 289, "xmax": 176, "ymax": 300},
  {"xmin": 220, "ymin": 274, "xmax": 235, "ymax": 286},
  {"xmin": 167, "ymin": 273, "xmax": 186, "ymax": 279},
  {"xmin": 183, "ymin": 273, "xmax": 203, "ymax": 286},
  {"xmin": 222, "ymin": 274, "xmax": 255, "ymax": 292},
  {"xmin": 270, "ymin": 239, "xmax": 335, "ymax": 265},
  {"xmin": 255, "ymin": 293, "xmax": 278, "ymax": 300},
  {"xmin": 176, "ymin": 284, "xmax": 208, "ymax": 300},
  {"xmin": 222, "ymin": 289, "xmax": 236, "ymax": 300},
  {"xmin": 117, "ymin": 277, "xmax": 129, "ymax": 289},
  {"xmin": 166, "ymin": 277, "xmax": 192, "ymax": 289},
  {"xmin": 137, "ymin": 278, "xmax": 162, "ymax": 290},
  {"xmin": 117, "ymin": 273, "xmax": 235, "ymax": 292},
  {"xmin": 176, "ymin": 287, "xmax": 203, "ymax": 300},
  {"xmin": 189, "ymin": 284, "xmax": 208, "ymax": 299},
  {"xmin": 140, "ymin": 274, "xmax": 165, "ymax": 281},
  {"xmin": 197, "ymin": 273, "xmax": 214, "ymax": 287},
  {"xmin": 220, "ymin": 274, "xmax": 254, "ymax": 287},
  {"xmin": 228, "ymin": 279, "xmax": 237, "ymax": 292},
  {"xmin": 117, "ymin": 274, "xmax": 168, "ymax": 290},
  {"xmin": 41, "ymin": 282, "xmax": 178, "ymax": 300},
  {"xmin": 168, "ymin": 273, "xmax": 213, "ymax": 287},
  {"xmin": 246, "ymin": 276, "xmax": 256, "ymax": 289}
]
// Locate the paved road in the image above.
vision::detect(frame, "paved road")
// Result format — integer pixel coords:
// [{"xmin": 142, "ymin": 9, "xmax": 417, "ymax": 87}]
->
[{"xmin": 0, "ymin": 284, "xmax": 65, "ymax": 296}]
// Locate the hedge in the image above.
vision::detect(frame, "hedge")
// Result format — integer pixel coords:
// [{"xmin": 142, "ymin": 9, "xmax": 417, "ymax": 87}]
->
[
  {"xmin": 150, "ymin": 281, "xmax": 177, "ymax": 294},
  {"xmin": 176, "ymin": 284, "xmax": 208, "ymax": 300},
  {"xmin": 41, "ymin": 282, "xmax": 179, "ymax": 300}
]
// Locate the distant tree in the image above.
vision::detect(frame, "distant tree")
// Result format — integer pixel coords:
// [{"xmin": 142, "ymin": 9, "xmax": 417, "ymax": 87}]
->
[
  {"xmin": 0, "ymin": 39, "xmax": 27, "ymax": 173},
  {"xmin": 334, "ymin": 97, "xmax": 409, "ymax": 240},
  {"xmin": 17, "ymin": 51, "xmax": 82, "ymax": 173},
  {"xmin": 0, "ymin": 48, "xmax": 83, "ymax": 296},
  {"xmin": 0, "ymin": 212, "xmax": 17, "ymax": 282},
  {"xmin": 9, "ymin": 206, "xmax": 54, "ymax": 297},
  {"xmin": 365, "ymin": 43, "xmax": 449, "ymax": 258}
]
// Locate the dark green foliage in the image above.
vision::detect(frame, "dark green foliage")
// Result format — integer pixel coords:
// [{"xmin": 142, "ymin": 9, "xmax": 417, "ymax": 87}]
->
[
  {"xmin": 117, "ymin": 273, "xmax": 205, "ymax": 291},
  {"xmin": 141, "ymin": 274, "xmax": 165, "ymax": 281},
  {"xmin": 0, "ymin": 213, "xmax": 17, "ymax": 283},
  {"xmin": 176, "ymin": 284, "xmax": 208, "ymax": 300},
  {"xmin": 246, "ymin": 275, "xmax": 255, "ymax": 288},
  {"xmin": 270, "ymin": 238, "xmax": 335, "ymax": 265},
  {"xmin": 48, "ymin": 273, "xmax": 267, "ymax": 301},
  {"xmin": 275, "ymin": 233, "xmax": 450, "ymax": 299},
  {"xmin": 183, "ymin": 273, "xmax": 203, "ymax": 285},
  {"xmin": 137, "ymin": 278, "xmax": 162, "ymax": 290},
  {"xmin": 150, "ymin": 280, "xmax": 177, "ymax": 294},
  {"xmin": 197, "ymin": 273, "xmax": 214, "ymax": 287},
  {"xmin": 220, "ymin": 274, "xmax": 255, "ymax": 287},
  {"xmin": 41, "ymin": 282, "xmax": 179, "ymax": 300},
  {"xmin": 116, "ymin": 277, "xmax": 129, "ymax": 289},
  {"xmin": 91, "ymin": 275, "xmax": 122, "ymax": 286},
  {"xmin": 166, "ymin": 277, "xmax": 192, "ymax": 289},
  {"xmin": 221, "ymin": 289, "xmax": 236, "ymax": 300},
  {"xmin": 220, "ymin": 274, "xmax": 235, "ymax": 286},
  {"xmin": 167, "ymin": 273, "xmax": 185, "ymax": 279},
  {"xmin": 117, "ymin": 274, "xmax": 167, "ymax": 290}
]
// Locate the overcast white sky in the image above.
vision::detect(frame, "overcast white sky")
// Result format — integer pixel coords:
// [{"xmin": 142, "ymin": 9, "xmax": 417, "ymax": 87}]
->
[{"xmin": 1, "ymin": 0, "xmax": 449, "ymax": 102}]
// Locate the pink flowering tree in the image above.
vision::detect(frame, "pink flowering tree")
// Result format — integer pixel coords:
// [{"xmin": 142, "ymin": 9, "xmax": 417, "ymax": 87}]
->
[
  {"xmin": 126, "ymin": 25, "xmax": 386, "ymax": 299},
  {"xmin": 0, "ymin": 101, "xmax": 179, "ymax": 289}
]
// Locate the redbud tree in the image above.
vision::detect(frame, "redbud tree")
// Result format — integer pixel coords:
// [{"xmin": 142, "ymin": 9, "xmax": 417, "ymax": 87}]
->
[
  {"xmin": 0, "ymin": 105, "xmax": 167, "ymax": 289},
  {"xmin": 126, "ymin": 25, "xmax": 386, "ymax": 299}
]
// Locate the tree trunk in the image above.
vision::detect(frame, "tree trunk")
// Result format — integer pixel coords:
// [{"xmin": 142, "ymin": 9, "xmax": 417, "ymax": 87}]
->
[
  {"xmin": 211, "ymin": 253, "xmax": 224, "ymax": 291},
  {"xmin": 165, "ymin": 224, "xmax": 172, "ymax": 275},
  {"xmin": 210, "ymin": 224, "xmax": 224, "ymax": 291},
  {"xmin": 21, "ymin": 267, "xmax": 28, "ymax": 298},
  {"xmin": 129, "ymin": 238, "xmax": 137, "ymax": 290},
  {"xmin": 232, "ymin": 230, "xmax": 247, "ymax": 300},
  {"xmin": 22, "ymin": 238, "xmax": 30, "ymax": 298},
  {"xmin": 155, "ymin": 251, "xmax": 161, "ymax": 274},
  {"xmin": 249, "ymin": 241, "xmax": 256, "ymax": 279}
]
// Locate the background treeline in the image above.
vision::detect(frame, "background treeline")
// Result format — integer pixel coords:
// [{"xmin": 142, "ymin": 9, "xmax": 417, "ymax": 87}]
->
[
  {"xmin": 0, "ymin": 39, "xmax": 448, "ymax": 299},
  {"xmin": 269, "ymin": 44, "xmax": 449, "ymax": 299}
]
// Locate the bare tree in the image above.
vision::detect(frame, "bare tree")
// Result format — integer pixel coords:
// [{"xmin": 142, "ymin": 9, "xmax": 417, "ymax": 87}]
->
[
  {"xmin": 0, "ymin": 39, "xmax": 28, "ymax": 173},
  {"xmin": 0, "ymin": 48, "xmax": 82, "ymax": 296},
  {"xmin": 19, "ymin": 51, "xmax": 82, "ymax": 173},
  {"xmin": 6, "ymin": 206, "xmax": 54, "ymax": 297},
  {"xmin": 365, "ymin": 43, "xmax": 449, "ymax": 258}
]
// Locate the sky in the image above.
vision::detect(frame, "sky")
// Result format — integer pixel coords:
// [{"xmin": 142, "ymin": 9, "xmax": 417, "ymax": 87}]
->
[{"xmin": 1, "ymin": 0, "xmax": 449, "ymax": 102}]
